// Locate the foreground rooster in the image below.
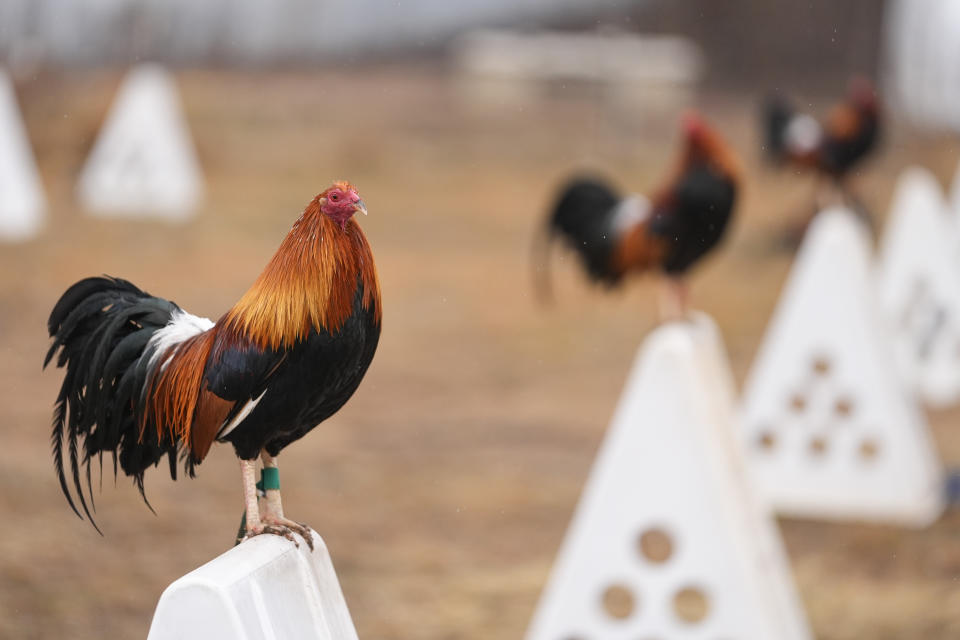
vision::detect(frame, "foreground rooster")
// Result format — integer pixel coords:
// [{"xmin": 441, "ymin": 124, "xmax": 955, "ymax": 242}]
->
[
  {"xmin": 763, "ymin": 77, "xmax": 880, "ymax": 235},
  {"xmin": 535, "ymin": 113, "xmax": 739, "ymax": 319},
  {"xmin": 45, "ymin": 182, "xmax": 380, "ymax": 546}
]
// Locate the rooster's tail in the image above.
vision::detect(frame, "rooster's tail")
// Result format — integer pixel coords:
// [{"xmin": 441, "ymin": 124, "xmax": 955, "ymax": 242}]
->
[
  {"xmin": 763, "ymin": 95, "xmax": 794, "ymax": 163},
  {"xmin": 541, "ymin": 177, "xmax": 623, "ymax": 290},
  {"xmin": 44, "ymin": 276, "xmax": 186, "ymax": 530}
]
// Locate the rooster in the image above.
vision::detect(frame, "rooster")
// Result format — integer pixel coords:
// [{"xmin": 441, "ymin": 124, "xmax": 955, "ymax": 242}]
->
[
  {"xmin": 763, "ymin": 76, "xmax": 880, "ymax": 235},
  {"xmin": 44, "ymin": 181, "xmax": 380, "ymax": 547},
  {"xmin": 534, "ymin": 113, "xmax": 739, "ymax": 319}
]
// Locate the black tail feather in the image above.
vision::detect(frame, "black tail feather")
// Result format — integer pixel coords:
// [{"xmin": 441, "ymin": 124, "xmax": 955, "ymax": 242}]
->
[
  {"xmin": 168, "ymin": 448, "xmax": 178, "ymax": 481},
  {"xmin": 543, "ymin": 176, "xmax": 624, "ymax": 287},
  {"xmin": 86, "ymin": 452, "xmax": 96, "ymax": 513},
  {"xmin": 45, "ymin": 276, "xmax": 183, "ymax": 531},
  {"xmin": 68, "ymin": 417, "xmax": 101, "ymax": 534},
  {"xmin": 47, "ymin": 277, "xmax": 143, "ymax": 334},
  {"xmin": 763, "ymin": 95, "xmax": 794, "ymax": 163},
  {"xmin": 51, "ymin": 396, "xmax": 81, "ymax": 520}
]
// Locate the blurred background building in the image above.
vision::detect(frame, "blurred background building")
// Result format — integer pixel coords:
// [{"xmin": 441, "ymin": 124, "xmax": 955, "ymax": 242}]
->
[{"xmin": 0, "ymin": 0, "xmax": 882, "ymax": 87}]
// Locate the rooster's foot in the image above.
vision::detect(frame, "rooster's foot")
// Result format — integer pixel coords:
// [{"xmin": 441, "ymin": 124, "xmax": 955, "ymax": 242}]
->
[
  {"xmin": 244, "ymin": 522, "xmax": 302, "ymax": 547},
  {"xmin": 263, "ymin": 516, "xmax": 314, "ymax": 550}
]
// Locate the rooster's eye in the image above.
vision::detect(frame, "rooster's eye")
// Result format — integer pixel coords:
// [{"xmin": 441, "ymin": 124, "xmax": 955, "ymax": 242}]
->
[{"xmin": 330, "ymin": 194, "xmax": 339, "ymax": 202}]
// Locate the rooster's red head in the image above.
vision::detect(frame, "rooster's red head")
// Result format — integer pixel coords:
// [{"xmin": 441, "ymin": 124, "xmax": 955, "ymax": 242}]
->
[
  {"xmin": 848, "ymin": 76, "xmax": 878, "ymax": 113},
  {"xmin": 682, "ymin": 111, "xmax": 708, "ymax": 142},
  {"xmin": 678, "ymin": 110, "xmax": 741, "ymax": 181},
  {"xmin": 320, "ymin": 181, "xmax": 367, "ymax": 228}
]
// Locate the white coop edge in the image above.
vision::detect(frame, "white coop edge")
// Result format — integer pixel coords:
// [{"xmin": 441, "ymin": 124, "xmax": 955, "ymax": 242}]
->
[
  {"xmin": 876, "ymin": 167, "xmax": 960, "ymax": 408},
  {"xmin": 147, "ymin": 531, "xmax": 358, "ymax": 640},
  {"xmin": 526, "ymin": 314, "xmax": 811, "ymax": 640},
  {"xmin": 740, "ymin": 207, "xmax": 944, "ymax": 526}
]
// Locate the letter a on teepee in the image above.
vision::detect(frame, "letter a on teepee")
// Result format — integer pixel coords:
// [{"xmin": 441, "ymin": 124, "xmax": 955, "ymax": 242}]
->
[
  {"xmin": 740, "ymin": 208, "xmax": 944, "ymax": 526},
  {"xmin": 0, "ymin": 70, "xmax": 45, "ymax": 241},
  {"xmin": 877, "ymin": 167, "xmax": 960, "ymax": 408},
  {"xmin": 526, "ymin": 315, "xmax": 811, "ymax": 640},
  {"xmin": 77, "ymin": 64, "xmax": 202, "ymax": 219}
]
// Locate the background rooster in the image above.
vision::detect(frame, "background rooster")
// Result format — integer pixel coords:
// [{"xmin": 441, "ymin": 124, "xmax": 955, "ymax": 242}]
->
[
  {"xmin": 763, "ymin": 76, "xmax": 880, "ymax": 235},
  {"xmin": 534, "ymin": 113, "xmax": 740, "ymax": 319},
  {"xmin": 44, "ymin": 181, "xmax": 381, "ymax": 546}
]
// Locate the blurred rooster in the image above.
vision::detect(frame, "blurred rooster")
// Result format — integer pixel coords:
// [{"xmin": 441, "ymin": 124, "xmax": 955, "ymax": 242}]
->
[
  {"xmin": 45, "ymin": 182, "xmax": 380, "ymax": 546},
  {"xmin": 763, "ymin": 77, "xmax": 880, "ymax": 233},
  {"xmin": 535, "ymin": 113, "xmax": 739, "ymax": 319}
]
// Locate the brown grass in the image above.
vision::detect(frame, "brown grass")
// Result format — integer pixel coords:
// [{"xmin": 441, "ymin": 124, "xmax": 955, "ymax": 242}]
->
[{"xmin": 1, "ymin": 66, "xmax": 958, "ymax": 639}]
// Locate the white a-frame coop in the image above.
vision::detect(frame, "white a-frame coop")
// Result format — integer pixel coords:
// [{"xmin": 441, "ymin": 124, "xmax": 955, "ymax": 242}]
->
[
  {"xmin": 739, "ymin": 208, "xmax": 944, "ymax": 526},
  {"xmin": 877, "ymin": 167, "xmax": 960, "ymax": 408},
  {"xmin": 527, "ymin": 315, "xmax": 811, "ymax": 640},
  {"xmin": 0, "ymin": 70, "xmax": 45, "ymax": 241},
  {"xmin": 77, "ymin": 64, "xmax": 202, "ymax": 219}
]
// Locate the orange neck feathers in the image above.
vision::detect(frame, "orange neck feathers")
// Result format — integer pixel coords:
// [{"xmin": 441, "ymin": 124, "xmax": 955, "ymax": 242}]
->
[
  {"xmin": 690, "ymin": 124, "xmax": 741, "ymax": 182},
  {"xmin": 223, "ymin": 195, "xmax": 382, "ymax": 350},
  {"xmin": 653, "ymin": 121, "xmax": 740, "ymax": 205}
]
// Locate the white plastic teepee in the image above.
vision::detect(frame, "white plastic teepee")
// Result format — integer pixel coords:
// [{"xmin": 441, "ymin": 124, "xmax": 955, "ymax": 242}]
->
[
  {"xmin": 0, "ymin": 70, "xmax": 45, "ymax": 241},
  {"xmin": 740, "ymin": 208, "xmax": 944, "ymax": 526},
  {"xmin": 77, "ymin": 64, "xmax": 202, "ymax": 219},
  {"xmin": 877, "ymin": 167, "xmax": 960, "ymax": 407},
  {"xmin": 148, "ymin": 531, "xmax": 357, "ymax": 640},
  {"xmin": 526, "ymin": 314, "xmax": 811, "ymax": 640}
]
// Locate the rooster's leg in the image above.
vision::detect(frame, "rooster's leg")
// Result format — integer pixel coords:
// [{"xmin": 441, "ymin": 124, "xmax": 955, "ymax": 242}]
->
[
  {"xmin": 839, "ymin": 181, "xmax": 875, "ymax": 235},
  {"xmin": 658, "ymin": 277, "xmax": 689, "ymax": 323},
  {"xmin": 259, "ymin": 450, "xmax": 314, "ymax": 550},
  {"xmin": 239, "ymin": 458, "xmax": 299, "ymax": 546}
]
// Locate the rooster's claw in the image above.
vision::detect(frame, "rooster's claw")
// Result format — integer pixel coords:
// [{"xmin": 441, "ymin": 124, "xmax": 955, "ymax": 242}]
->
[{"xmin": 245, "ymin": 523, "xmax": 300, "ymax": 547}]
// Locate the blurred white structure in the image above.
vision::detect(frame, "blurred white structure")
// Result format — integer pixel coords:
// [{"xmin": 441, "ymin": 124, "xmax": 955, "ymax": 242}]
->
[
  {"xmin": 0, "ymin": 69, "xmax": 44, "ymax": 241},
  {"xmin": 148, "ymin": 531, "xmax": 357, "ymax": 640},
  {"xmin": 455, "ymin": 30, "xmax": 702, "ymax": 85},
  {"xmin": 453, "ymin": 30, "xmax": 702, "ymax": 108},
  {"xmin": 740, "ymin": 208, "xmax": 944, "ymax": 526},
  {"xmin": 0, "ymin": 0, "xmax": 640, "ymax": 66},
  {"xmin": 877, "ymin": 168, "xmax": 960, "ymax": 407},
  {"xmin": 885, "ymin": 0, "xmax": 960, "ymax": 130},
  {"xmin": 527, "ymin": 315, "xmax": 810, "ymax": 640},
  {"xmin": 948, "ymin": 161, "xmax": 960, "ymax": 232},
  {"xmin": 77, "ymin": 64, "xmax": 202, "ymax": 219}
]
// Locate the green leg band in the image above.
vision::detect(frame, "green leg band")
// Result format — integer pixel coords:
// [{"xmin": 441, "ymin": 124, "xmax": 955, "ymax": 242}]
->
[{"xmin": 261, "ymin": 467, "xmax": 280, "ymax": 491}]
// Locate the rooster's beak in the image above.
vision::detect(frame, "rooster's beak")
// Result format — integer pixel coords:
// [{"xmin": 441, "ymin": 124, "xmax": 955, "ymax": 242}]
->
[{"xmin": 353, "ymin": 200, "xmax": 368, "ymax": 216}]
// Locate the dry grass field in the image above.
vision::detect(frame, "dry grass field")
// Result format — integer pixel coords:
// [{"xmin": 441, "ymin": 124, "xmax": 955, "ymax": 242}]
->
[{"xmin": 1, "ymin": 65, "xmax": 959, "ymax": 639}]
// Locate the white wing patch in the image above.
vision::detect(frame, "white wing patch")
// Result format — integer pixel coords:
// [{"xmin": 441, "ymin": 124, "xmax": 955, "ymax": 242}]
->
[
  {"xmin": 217, "ymin": 389, "xmax": 267, "ymax": 439},
  {"xmin": 784, "ymin": 114, "xmax": 822, "ymax": 156},
  {"xmin": 610, "ymin": 194, "xmax": 651, "ymax": 236},
  {"xmin": 147, "ymin": 308, "xmax": 215, "ymax": 371}
]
